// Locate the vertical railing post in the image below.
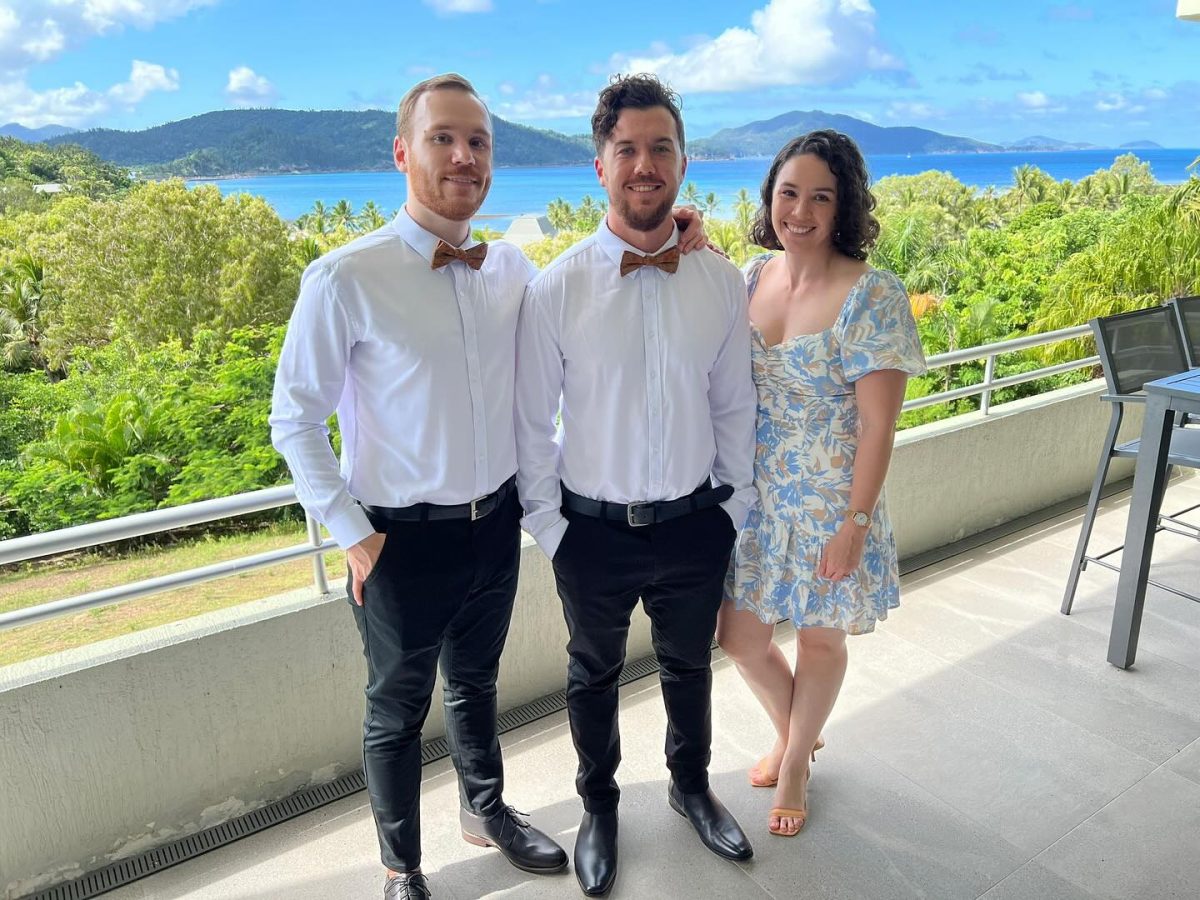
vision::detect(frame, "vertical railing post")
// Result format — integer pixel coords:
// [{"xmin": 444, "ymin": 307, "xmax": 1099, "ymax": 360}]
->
[
  {"xmin": 980, "ymin": 353, "xmax": 997, "ymax": 415},
  {"xmin": 306, "ymin": 512, "xmax": 330, "ymax": 595}
]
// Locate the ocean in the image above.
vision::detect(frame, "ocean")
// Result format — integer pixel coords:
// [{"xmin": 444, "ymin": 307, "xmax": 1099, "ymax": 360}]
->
[{"xmin": 190, "ymin": 148, "xmax": 1200, "ymax": 229}]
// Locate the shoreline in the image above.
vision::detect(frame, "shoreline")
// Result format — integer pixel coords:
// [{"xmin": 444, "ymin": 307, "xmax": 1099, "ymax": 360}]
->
[{"xmin": 174, "ymin": 147, "xmax": 1197, "ymax": 184}]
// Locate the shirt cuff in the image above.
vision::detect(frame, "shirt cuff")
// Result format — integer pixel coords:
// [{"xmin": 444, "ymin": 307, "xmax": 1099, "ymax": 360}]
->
[
  {"xmin": 526, "ymin": 513, "xmax": 569, "ymax": 560},
  {"xmin": 720, "ymin": 494, "xmax": 751, "ymax": 532},
  {"xmin": 325, "ymin": 506, "xmax": 377, "ymax": 551}
]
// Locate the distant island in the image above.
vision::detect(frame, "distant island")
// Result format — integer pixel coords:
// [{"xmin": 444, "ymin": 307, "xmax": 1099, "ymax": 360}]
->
[
  {"xmin": 42, "ymin": 109, "xmax": 593, "ymax": 177},
  {"xmin": 689, "ymin": 110, "xmax": 999, "ymax": 157},
  {"xmin": 12, "ymin": 108, "xmax": 1171, "ymax": 178},
  {"xmin": 0, "ymin": 122, "xmax": 77, "ymax": 142}
]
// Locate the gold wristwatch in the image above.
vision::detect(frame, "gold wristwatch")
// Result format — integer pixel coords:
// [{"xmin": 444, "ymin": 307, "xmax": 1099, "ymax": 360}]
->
[{"xmin": 848, "ymin": 510, "xmax": 870, "ymax": 528}]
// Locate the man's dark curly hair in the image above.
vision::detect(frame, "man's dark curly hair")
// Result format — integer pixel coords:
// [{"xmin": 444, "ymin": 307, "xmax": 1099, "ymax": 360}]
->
[
  {"xmin": 750, "ymin": 130, "xmax": 879, "ymax": 260},
  {"xmin": 591, "ymin": 73, "xmax": 685, "ymax": 155}
]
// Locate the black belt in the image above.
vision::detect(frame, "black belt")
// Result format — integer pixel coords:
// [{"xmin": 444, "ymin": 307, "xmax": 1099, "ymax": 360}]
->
[
  {"xmin": 363, "ymin": 476, "xmax": 515, "ymax": 523},
  {"xmin": 561, "ymin": 481, "xmax": 733, "ymax": 527}
]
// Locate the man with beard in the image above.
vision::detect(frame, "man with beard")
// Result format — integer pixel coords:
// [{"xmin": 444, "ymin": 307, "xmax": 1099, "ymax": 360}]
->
[
  {"xmin": 270, "ymin": 74, "xmax": 567, "ymax": 900},
  {"xmin": 514, "ymin": 74, "xmax": 757, "ymax": 897}
]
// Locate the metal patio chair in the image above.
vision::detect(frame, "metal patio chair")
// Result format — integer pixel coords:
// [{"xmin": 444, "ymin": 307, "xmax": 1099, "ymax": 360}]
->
[
  {"xmin": 1061, "ymin": 304, "xmax": 1200, "ymax": 614},
  {"xmin": 1169, "ymin": 295, "xmax": 1200, "ymax": 369}
]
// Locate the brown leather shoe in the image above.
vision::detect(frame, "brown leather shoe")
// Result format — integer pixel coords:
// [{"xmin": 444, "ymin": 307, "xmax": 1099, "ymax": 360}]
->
[{"xmin": 384, "ymin": 871, "xmax": 431, "ymax": 899}]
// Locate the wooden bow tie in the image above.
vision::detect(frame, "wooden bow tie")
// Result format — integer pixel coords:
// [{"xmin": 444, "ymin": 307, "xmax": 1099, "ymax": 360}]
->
[
  {"xmin": 432, "ymin": 240, "xmax": 488, "ymax": 270},
  {"xmin": 619, "ymin": 247, "xmax": 680, "ymax": 277}
]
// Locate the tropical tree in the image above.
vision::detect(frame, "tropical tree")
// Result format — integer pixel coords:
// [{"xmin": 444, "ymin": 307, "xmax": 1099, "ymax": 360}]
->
[
  {"xmin": 680, "ymin": 181, "xmax": 702, "ymax": 206},
  {"xmin": 297, "ymin": 199, "xmax": 330, "ymax": 235},
  {"xmin": 546, "ymin": 197, "xmax": 574, "ymax": 231},
  {"xmin": 1033, "ymin": 181, "xmax": 1200, "ymax": 358},
  {"xmin": 574, "ymin": 195, "xmax": 606, "ymax": 232},
  {"xmin": 733, "ymin": 188, "xmax": 756, "ymax": 235},
  {"xmin": 357, "ymin": 200, "xmax": 389, "ymax": 231},
  {"xmin": 291, "ymin": 236, "xmax": 323, "ymax": 270},
  {"xmin": 22, "ymin": 180, "xmax": 298, "ymax": 356},
  {"xmin": 0, "ymin": 254, "xmax": 59, "ymax": 374},
  {"xmin": 329, "ymin": 199, "xmax": 355, "ymax": 231}
]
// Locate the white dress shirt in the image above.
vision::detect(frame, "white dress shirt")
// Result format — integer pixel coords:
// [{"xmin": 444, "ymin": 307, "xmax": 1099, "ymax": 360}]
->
[
  {"xmin": 270, "ymin": 209, "xmax": 536, "ymax": 550},
  {"xmin": 515, "ymin": 221, "xmax": 756, "ymax": 559}
]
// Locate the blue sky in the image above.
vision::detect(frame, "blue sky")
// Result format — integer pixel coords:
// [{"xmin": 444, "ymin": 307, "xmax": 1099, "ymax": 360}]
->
[{"xmin": 1, "ymin": 0, "xmax": 1197, "ymax": 146}]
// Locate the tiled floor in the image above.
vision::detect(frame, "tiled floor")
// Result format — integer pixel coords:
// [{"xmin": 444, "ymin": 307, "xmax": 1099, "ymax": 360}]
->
[{"xmin": 104, "ymin": 479, "xmax": 1200, "ymax": 900}]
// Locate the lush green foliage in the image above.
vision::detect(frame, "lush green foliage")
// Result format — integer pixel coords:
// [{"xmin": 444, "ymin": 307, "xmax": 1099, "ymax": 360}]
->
[
  {"xmin": 0, "ymin": 327, "xmax": 295, "ymax": 538},
  {"xmin": 4, "ymin": 180, "xmax": 298, "ymax": 362},
  {"xmin": 0, "ymin": 136, "xmax": 131, "ymax": 210}
]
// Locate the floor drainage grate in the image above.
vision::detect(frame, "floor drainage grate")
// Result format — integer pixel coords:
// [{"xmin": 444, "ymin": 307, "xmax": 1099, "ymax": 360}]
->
[{"xmin": 23, "ymin": 652, "xmax": 666, "ymax": 899}]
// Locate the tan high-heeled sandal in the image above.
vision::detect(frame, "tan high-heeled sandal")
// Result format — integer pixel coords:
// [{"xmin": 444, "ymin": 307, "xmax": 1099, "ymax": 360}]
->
[{"xmin": 767, "ymin": 807, "xmax": 807, "ymax": 836}]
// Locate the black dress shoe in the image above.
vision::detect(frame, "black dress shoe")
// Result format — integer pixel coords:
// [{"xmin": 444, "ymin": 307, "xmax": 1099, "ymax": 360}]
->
[
  {"xmin": 460, "ymin": 805, "xmax": 568, "ymax": 874},
  {"xmin": 667, "ymin": 781, "xmax": 754, "ymax": 861},
  {"xmin": 574, "ymin": 810, "xmax": 618, "ymax": 897},
  {"xmin": 384, "ymin": 872, "xmax": 431, "ymax": 900}
]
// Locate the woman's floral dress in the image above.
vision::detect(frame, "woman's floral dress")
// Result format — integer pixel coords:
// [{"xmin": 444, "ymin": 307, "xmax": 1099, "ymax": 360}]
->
[{"xmin": 724, "ymin": 255, "xmax": 926, "ymax": 634}]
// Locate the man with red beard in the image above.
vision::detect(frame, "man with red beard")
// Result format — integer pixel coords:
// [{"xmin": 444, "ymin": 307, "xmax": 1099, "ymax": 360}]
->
[
  {"xmin": 515, "ymin": 74, "xmax": 756, "ymax": 897},
  {"xmin": 270, "ymin": 74, "xmax": 566, "ymax": 900}
]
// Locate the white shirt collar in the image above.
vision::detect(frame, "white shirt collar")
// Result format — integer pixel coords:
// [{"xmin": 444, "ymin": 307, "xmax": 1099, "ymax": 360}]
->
[
  {"xmin": 391, "ymin": 206, "xmax": 483, "ymax": 265},
  {"xmin": 595, "ymin": 218, "xmax": 680, "ymax": 270}
]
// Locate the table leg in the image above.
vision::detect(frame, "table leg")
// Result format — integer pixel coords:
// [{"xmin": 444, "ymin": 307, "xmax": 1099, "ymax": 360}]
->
[{"xmin": 1107, "ymin": 395, "xmax": 1173, "ymax": 669}]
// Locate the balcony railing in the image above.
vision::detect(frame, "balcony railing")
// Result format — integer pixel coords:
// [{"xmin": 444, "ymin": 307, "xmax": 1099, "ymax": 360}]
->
[{"xmin": 0, "ymin": 323, "xmax": 1097, "ymax": 634}]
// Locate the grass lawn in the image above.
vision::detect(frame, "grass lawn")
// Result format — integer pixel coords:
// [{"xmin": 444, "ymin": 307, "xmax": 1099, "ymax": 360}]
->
[{"xmin": 0, "ymin": 524, "xmax": 346, "ymax": 667}]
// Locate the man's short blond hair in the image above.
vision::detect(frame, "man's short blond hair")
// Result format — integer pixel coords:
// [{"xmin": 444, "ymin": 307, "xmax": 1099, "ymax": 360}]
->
[{"xmin": 395, "ymin": 73, "xmax": 488, "ymax": 139}]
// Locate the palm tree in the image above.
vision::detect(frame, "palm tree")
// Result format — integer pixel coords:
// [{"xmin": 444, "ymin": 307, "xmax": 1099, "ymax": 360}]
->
[
  {"xmin": 0, "ymin": 254, "xmax": 59, "ymax": 374},
  {"xmin": 330, "ymin": 199, "xmax": 355, "ymax": 231},
  {"xmin": 357, "ymin": 200, "xmax": 388, "ymax": 231},
  {"xmin": 546, "ymin": 198, "xmax": 574, "ymax": 231},
  {"xmin": 575, "ymin": 195, "xmax": 605, "ymax": 231},
  {"xmin": 680, "ymin": 182, "xmax": 702, "ymax": 206},
  {"xmin": 1010, "ymin": 164, "xmax": 1050, "ymax": 209},
  {"xmin": 297, "ymin": 200, "xmax": 330, "ymax": 235},
  {"xmin": 733, "ymin": 188, "xmax": 756, "ymax": 235},
  {"xmin": 702, "ymin": 192, "xmax": 721, "ymax": 218},
  {"xmin": 291, "ymin": 236, "xmax": 324, "ymax": 270}
]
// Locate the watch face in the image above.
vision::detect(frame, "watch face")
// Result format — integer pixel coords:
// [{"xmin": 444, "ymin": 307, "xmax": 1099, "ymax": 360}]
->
[{"xmin": 852, "ymin": 511, "xmax": 870, "ymax": 527}]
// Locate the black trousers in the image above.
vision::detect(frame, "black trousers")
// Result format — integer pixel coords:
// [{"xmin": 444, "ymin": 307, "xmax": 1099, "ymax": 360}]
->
[
  {"xmin": 349, "ymin": 489, "xmax": 521, "ymax": 873},
  {"xmin": 551, "ymin": 502, "xmax": 736, "ymax": 814}
]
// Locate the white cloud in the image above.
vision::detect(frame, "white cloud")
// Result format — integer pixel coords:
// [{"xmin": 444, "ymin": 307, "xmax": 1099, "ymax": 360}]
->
[
  {"xmin": 109, "ymin": 59, "xmax": 179, "ymax": 106},
  {"xmin": 225, "ymin": 66, "xmax": 277, "ymax": 107},
  {"xmin": 421, "ymin": 0, "xmax": 492, "ymax": 13},
  {"xmin": 0, "ymin": 1, "xmax": 217, "ymax": 70},
  {"xmin": 1017, "ymin": 90, "xmax": 1051, "ymax": 109},
  {"xmin": 494, "ymin": 88, "xmax": 596, "ymax": 121},
  {"xmin": 0, "ymin": 2, "xmax": 212, "ymax": 126},
  {"xmin": 608, "ymin": 0, "xmax": 906, "ymax": 93},
  {"xmin": 0, "ymin": 59, "xmax": 179, "ymax": 127},
  {"xmin": 886, "ymin": 101, "xmax": 938, "ymax": 121},
  {"xmin": 1094, "ymin": 92, "xmax": 1126, "ymax": 112}
]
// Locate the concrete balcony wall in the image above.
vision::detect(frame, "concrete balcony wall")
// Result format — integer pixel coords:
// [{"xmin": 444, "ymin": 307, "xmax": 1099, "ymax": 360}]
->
[{"xmin": 0, "ymin": 380, "xmax": 1142, "ymax": 897}]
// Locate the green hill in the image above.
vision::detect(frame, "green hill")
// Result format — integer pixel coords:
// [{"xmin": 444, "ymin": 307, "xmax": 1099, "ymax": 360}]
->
[
  {"xmin": 45, "ymin": 106, "xmax": 1019, "ymax": 177},
  {"xmin": 47, "ymin": 108, "xmax": 594, "ymax": 176},
  {"xmin": 690, "ymin": 110, "xmax": 1000, "ymax": 158}
]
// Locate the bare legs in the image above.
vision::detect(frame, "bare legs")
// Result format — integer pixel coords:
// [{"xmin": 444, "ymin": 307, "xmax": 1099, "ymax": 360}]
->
[
  {"xmin": 716, "ymin": 605, "xmax": 848, "ymax": 834},
  {"xmin": 715, "ymin": 607, "xmax": 793, "ymax": 781}
]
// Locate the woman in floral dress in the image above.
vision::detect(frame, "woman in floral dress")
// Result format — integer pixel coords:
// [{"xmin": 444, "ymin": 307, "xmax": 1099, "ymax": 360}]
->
[{"xmin": 718, "ymin": 130, "xmax": 925, "ymax": 837}]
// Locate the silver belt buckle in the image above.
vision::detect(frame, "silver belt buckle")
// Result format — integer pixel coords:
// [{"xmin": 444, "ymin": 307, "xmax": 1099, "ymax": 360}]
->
[
  {"xmin": 626, "ymin": 502, "xmax": 652, "ymax": 527},
  {"xmin": 470, "ymin": 497, "xmax": 484, "ymax": 521}
]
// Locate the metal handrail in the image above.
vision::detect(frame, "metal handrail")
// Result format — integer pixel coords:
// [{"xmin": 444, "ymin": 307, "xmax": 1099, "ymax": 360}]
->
[
  {"xmin": 906, "ymin": 323, "xmax": 1094, "ymax": 415},
  {"xmin": 0, "ymin": 487, "xmax": 334, "ymax": 633},
  {"xmin": 0, "ymin": 323, "xmax": 1099, "ymax": 634}
]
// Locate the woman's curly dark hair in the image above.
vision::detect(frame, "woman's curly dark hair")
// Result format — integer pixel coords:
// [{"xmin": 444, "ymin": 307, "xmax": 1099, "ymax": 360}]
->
[{"xmin": 750, "ymin": 129, "xmax": 879, "ymax": 260}]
